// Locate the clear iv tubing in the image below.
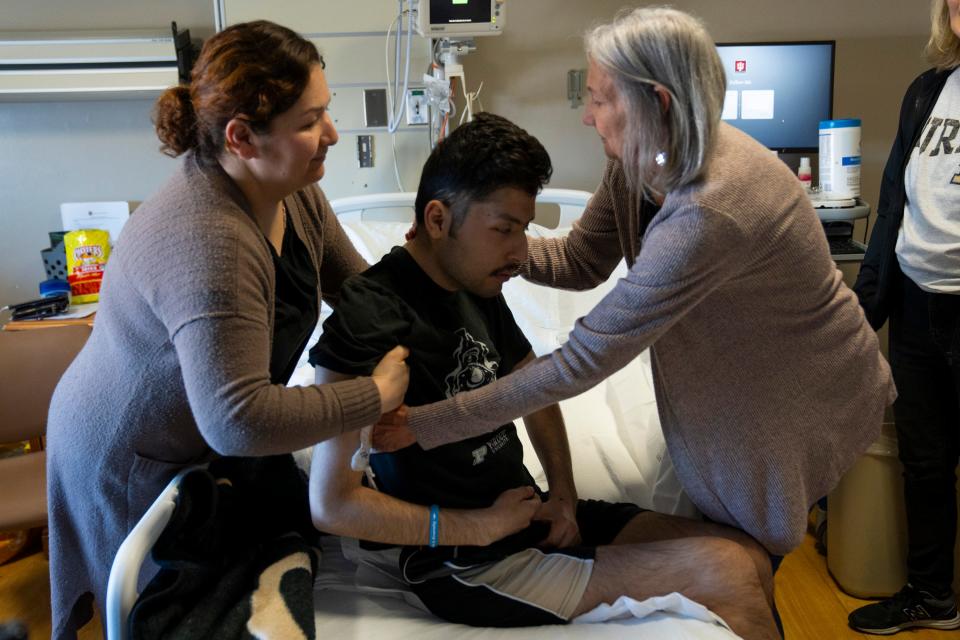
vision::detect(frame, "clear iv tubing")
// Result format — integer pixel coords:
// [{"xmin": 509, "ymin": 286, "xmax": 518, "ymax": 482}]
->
[{"xmin": 385, "ymin": 0, "xmax": 414, "ymax": 134}]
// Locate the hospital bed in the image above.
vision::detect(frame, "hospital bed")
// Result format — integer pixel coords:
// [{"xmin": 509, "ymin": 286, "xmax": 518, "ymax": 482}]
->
[{"xmin": 107, "ymin": 189, "xmax": 738, "ymax": 640}]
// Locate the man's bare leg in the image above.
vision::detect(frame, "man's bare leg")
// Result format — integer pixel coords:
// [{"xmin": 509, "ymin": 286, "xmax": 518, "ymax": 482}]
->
[
  {"xmin": 571, "ymin": 537, "xmax": 779, "ymax": 640},
  {"xmin": 610, "ymin": 511, "xmax": 775, "ymax": 608}
]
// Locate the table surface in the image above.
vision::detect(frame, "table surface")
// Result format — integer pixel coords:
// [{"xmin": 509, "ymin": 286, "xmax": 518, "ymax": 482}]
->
[{"xmin": 2, "ymin": 314, "xmax": 95, "ymax": 331}]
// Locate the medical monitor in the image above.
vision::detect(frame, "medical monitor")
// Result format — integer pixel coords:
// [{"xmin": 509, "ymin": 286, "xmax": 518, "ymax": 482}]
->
[
  {"xmin": 416, "ymin": 0, "xmax": 505, "ymax": 38},
  {"xmin": 715, "ymin": 41, "xmax": 834, "ymax": 153}
]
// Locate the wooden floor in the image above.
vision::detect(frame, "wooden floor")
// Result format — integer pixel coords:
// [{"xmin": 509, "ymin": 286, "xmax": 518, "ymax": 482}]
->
[
  {"xmin": 775, "ymin": 534, "xmax": 954, "ymax": 639},
  {"xmin": 0, "ymin": 533, "xmax": 954, "ymax": 639},
  {"xmin": 0, "ymin": 539, "xmax": 103, "ymax": 639}
]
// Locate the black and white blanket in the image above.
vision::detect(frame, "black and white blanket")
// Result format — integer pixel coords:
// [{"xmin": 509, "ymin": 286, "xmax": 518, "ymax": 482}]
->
[{"xmin": 129, "ymin": 456, "xmax": 320, "ymax": 640}]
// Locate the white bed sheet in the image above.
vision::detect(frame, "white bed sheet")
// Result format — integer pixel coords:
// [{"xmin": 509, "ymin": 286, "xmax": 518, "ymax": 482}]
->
[{"xmin": 313, "ymin": 537, "xmax": 739, "ymax": 640}]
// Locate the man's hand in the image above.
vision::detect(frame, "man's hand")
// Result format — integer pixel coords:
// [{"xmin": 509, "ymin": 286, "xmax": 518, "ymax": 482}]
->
[
  {"xmin": 534, "ymin": 496, "xmax": 580, "ymax": 548},
  {"xmin": 480, "ymin": 486, "xmax": 541, "ymax": 545},
  {"xmin": 371, "ymin": 405, "xmax": 417, "ymax": 452}
]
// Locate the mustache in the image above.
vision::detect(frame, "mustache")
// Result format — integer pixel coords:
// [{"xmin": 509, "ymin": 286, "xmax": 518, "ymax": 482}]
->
[{"xmin": 493, "ymin": 263, "xmax": 523, "ymax": 277}]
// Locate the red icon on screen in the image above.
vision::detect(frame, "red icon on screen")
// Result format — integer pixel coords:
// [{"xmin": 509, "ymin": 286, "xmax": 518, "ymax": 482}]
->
[{"xmin": 735, "ymin": 60, "xmax": 747, "ymax": 73}]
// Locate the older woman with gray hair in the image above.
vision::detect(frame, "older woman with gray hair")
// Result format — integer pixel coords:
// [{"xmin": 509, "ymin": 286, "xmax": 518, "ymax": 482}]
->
[{"xmin": 398, "ymin": 5, "xmax": 894, "ymax": 564}]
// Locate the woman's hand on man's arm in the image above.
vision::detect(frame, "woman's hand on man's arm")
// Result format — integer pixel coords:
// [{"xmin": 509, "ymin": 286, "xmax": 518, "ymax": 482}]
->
[
  {"xmin": 371, "ymin": 345, "xmax": 410, "ymax": 413},
  {"xmin": 372, "ymin": 405, "xmax": 417, "ymax": 452}
]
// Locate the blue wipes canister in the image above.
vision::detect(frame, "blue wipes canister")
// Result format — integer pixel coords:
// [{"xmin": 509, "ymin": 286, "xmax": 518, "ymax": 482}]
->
[{"xmin": 818, "ymin": 119, "xmax": 861, "ymax": 199}]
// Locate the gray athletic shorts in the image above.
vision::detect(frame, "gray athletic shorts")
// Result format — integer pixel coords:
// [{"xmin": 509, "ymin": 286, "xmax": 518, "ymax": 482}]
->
[{"xmin": 397, "ymin": 498, "xmax": 645, "ymax": 627}]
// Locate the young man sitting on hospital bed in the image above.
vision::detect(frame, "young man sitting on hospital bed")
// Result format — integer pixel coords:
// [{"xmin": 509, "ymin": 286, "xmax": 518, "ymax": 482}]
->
[{"xmin": 307, "ymin": 113, "xmax": 779, "ymax": 639}]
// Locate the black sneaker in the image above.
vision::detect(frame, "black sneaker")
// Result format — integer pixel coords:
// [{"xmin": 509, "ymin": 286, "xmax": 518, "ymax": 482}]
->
[{"xmin": 848, "ymin": 584, "xmax": 960, "ymax": 635}]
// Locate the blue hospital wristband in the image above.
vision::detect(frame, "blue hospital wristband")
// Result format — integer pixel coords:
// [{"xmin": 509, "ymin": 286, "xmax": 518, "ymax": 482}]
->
[{"xmin": 428, "ymin": 504, "xmax": 440, "ymax": 548}]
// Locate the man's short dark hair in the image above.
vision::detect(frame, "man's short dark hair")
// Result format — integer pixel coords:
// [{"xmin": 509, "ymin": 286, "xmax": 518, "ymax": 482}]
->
[{"xmin": 414, "ymin": 112, "xmax": 553, "ymax": 229}]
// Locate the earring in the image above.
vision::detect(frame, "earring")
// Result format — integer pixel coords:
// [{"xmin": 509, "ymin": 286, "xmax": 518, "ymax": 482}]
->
[{"xmin": 655, "ymin": 151, "xmax": 667, "ymax": 167}]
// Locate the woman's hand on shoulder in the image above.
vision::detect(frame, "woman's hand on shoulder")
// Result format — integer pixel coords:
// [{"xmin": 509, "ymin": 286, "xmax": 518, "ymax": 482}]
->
[{"xmin": 371, "ymin": 345, "xmax": 410, "ymax": 413}]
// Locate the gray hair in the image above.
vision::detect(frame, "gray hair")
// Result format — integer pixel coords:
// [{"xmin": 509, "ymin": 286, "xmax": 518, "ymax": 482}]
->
[{"xmin": 585, "ymin": 6, "xmax": 726, "ymax": 195}]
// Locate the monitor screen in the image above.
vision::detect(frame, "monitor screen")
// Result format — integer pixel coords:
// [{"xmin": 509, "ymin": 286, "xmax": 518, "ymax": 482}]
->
[
  {"xmin": 429, "ymin": 0, "xmax": 492, "ymax": 25},
  {"xmin": 419, "ymin": 0, "xmax": 503, "ymax": 37},
  {"xmin": 715, "ymin": 41, "xmax": 834, "ymax": 153}
]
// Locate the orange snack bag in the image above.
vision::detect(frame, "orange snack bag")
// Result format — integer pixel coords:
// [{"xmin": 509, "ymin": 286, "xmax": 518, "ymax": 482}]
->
[{"xmin": 65, "ymin": 229, "xmax": 110, "ymax": 304}]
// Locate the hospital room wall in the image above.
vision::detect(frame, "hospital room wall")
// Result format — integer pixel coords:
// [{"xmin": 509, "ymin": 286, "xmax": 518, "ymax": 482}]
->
[
  {"xmin": 0, "ymin": 0, "xmax": 213, "ymax": 308},
  {"xmin": 457, "ymin": 0, "xmax": 928, "ymax": 370},
  {"xmin": 461, "ymin": 1, "xmax": 929, "ymax": 243},
  {"xmin": 0, "ymin": 100, "xmax": 181, "ymax": 307},
  {"xmin": 0, "ymin": 0, "xmax": 932, "ymax": 310}
]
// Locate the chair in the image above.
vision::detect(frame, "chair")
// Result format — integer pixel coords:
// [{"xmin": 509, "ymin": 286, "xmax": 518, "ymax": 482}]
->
[
  {"xmin": 106, "ymin": 467, "xmax": 198, "ymax": 640},
  {"xmin": 0, "ymin": 325, "xmax": 90, "ymax": 536}
]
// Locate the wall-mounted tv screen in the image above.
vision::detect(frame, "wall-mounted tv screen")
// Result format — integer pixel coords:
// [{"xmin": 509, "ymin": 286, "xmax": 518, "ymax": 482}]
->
[{"xmin": 715, "ymin": 41, "xmax": 835, "ymax": 153}]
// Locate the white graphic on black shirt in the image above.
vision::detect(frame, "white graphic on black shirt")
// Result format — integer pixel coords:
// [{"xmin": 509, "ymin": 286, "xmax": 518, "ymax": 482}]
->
[
  {"xmin": 471, "ymin": 445, "xmax": 488, "ymax": 465},
  {"xmin": 444, "ymin": 328, "xmax": 498, "ymax": 398},
  {"xmin": 471, "ymin": 431, "xmax": 510, "ymax": 466}
]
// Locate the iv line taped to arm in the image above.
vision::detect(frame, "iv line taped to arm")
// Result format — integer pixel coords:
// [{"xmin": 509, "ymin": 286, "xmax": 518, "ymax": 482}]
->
[{"xmin": 351, "ymin": 425, "xmax": 378, "ymax": 489}]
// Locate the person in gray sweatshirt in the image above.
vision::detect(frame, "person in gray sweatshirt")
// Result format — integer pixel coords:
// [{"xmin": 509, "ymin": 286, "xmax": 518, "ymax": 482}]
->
[
  {"xmin": 45, "ymin": 21, "xmax": 408, "ymax": 639},
  {"xmin": 397, "ymin": 6, "xmax": 895, "ymax": 563}
]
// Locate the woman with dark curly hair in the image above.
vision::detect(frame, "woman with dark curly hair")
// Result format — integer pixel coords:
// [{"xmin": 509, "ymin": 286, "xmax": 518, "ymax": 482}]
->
[{"xmin": 46, "ymin": 21, "xmax": 408, "ymax": 638}]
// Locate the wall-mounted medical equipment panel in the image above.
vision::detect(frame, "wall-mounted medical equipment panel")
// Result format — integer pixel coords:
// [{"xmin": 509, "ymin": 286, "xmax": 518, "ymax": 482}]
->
[{"xmin": 0, "ymin": 31, "xmax": 178, "ymax": 101}]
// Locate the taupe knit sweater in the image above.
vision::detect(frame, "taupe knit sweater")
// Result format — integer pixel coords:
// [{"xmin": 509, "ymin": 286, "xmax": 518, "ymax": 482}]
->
[
  {"xmin": 45, "ymin": 154, "xmax": 380, "ymax": 639},
  {"xmin": 409, "ymin": 124, "xmax": 895, "ymax": 555}
]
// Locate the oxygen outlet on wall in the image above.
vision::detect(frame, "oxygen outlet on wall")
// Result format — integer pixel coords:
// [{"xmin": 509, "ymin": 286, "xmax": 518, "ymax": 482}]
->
[
  {"xmin": 405, "ymin": 89, "xmax": 428, "ymax": 125},
  {"xmin": 357, "ymin": 135, "xmax": 374, "ymax": 168}
]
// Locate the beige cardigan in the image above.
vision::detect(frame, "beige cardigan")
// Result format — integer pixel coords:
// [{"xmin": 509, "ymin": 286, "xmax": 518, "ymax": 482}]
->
[
  {"xmin": 409, "ymin": 123, "xmax": 895, "ymax": 555},
  {"xmin": 45, "ymin": 154, "xmax": 380, "ymax": 639}
]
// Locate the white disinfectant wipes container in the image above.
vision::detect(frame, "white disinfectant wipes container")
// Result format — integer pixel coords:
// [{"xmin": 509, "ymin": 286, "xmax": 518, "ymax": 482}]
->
[{"xmin": 819, "ymin": 119, "xmax": 861, "ymax": 199}]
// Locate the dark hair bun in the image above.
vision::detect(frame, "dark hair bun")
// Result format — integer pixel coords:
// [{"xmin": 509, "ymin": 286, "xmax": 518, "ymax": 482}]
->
[{"xmin": 153, "ymin": 85, "xmax": 197, "ymax": 157}]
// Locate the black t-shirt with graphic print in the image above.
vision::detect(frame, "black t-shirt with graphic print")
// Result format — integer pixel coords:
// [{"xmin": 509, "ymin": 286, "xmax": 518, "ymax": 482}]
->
[{"xmin": 308, "ymin": 246, "xmax": 536, "ymax": 510}]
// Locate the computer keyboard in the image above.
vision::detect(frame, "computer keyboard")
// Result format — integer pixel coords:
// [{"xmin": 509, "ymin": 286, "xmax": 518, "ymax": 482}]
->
[{"xmin": 828, "ymin": 237, "xmax": 866, "ymax": 257}]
